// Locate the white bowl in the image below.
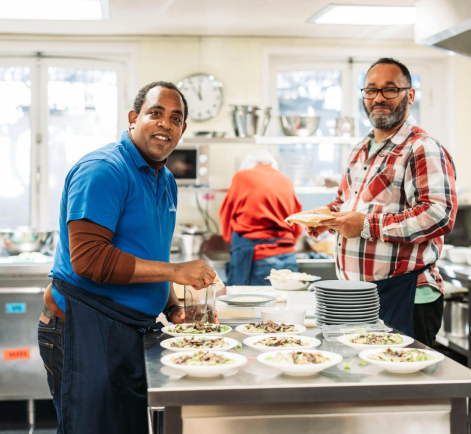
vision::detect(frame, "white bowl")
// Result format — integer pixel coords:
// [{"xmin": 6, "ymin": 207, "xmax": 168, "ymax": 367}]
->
[
  {"xmin": 269, "ymin": 278, "xmax": 310, "ymax": 291},
  {"xmin": 244, "ymin": 334, "xmax": 321, "ymax": 353},
  {"xmin": 337, "ymin": 333, "xmax": 414, "ymax": 352},
  {"xmin": 161, "ymin": 324, "xmax": 232, "ymax": 337},
  {"xmin": 160, "ymin": 336, "xmax": 239, "ymax": 352},
  {"xmin": 236, "ymin": 323, "xmax": 306, "ymax": 336},
  {"xmin": 257, "ymin": 349, "xmax": 342, "ymax": 376},
  {"xmin": 260, "ymin": 307, "xmax": 306, "ymax": 324},
  {"xmin": 448, "ymin": 247, "xmax": 471, "ymax": 265},
  {"xmin": 440, "ymin": 244, "xmax": 454, "ymax": 260},
  {"xmin": 161, "ymin": 350, "xmax": 247, "ymax": 378},
  {"xmin": 358, "ymin": 348, "xmax": 444, "ymax": 374}
]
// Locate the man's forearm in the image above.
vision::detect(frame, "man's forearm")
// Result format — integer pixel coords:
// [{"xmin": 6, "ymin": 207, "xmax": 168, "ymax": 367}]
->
[{"xmin": 129, "ymin": 258, "xmax": 176, "ymax": 284}]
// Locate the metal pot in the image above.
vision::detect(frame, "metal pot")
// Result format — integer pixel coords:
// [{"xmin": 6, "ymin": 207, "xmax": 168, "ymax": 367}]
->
[
  {"xmin": 176, "ymin": 234, "xmax": 206, "ymax": 256},
  {"xmin": 230, "ymin": 105, "xmax": 272, "ymax": 137},
  {"xmin": 0, "ymin": 228, "xmax": 58, "ymax": 255},
  {"xmin": 279, "ymin": 116, "xmax": 320, "ymax": 137},
  {"xmin": 443, "ymin": 300, "xmax": 468, "ymax": 337},
  {"xmin": 179, "ymin": 224, "xmax": 207, "ymax": 235}
]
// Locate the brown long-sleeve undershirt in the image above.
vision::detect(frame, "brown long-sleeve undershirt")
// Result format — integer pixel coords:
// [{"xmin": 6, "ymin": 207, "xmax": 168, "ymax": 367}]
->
[{"xmin": 44, "ymin": 219, "xmax": 136, "ymax": 318}]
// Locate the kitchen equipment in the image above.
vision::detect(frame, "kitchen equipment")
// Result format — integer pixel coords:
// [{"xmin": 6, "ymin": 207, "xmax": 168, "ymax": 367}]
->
[
  {"xmin": 166, "ymin": 145, "xmax": 210, "ymax": 186},
  {"xmin": 313, "ymin": 280, "xmax": 380, "ymax": 326},
  {"xmin": 194, "ymin": 131, "xmax": 226, "ymax": 138},
  {"xmin": 278, "ymin": 116, "xmax": 320, "ymax": 137},
  {"xmin": 447, "ymin": 247, "xmax": 471, "ymax": 264},
  {"xmin": 0, "ymin": 228, "xmax": 58, "ymax": 255},
  {"xmin": 177, "ymin": 233, "xmax": 206, "ymax": 256},
  {"xmin": 243, "ymin": 334, "xmax": 321, "ymax": 353},
  {"xmin": 179, "ymin": 224, "xmax": 206, "ymax": 235},
  {"xmin": 230, "ymin": 105, "xmax": 272, "ymax": 137},
  {"xmin": 269, "ymin": 278, "xmax": 319, "ymax": 291},
  {"xmin": 260, "ymin": 307, "xmax": 306, "ymax": 324},
  {"xmin": 335, "ymin": 117, "xmax": 355, "ymax": 137},
  {"xmin": 440, "ymin": 244, "xmax": 454, "ymax": 260},
  {"xmin": 443, "ymin": 300, "xmax": 468, "ymax": 337},
  {"xmin": 184, "ymin": 284, "xmax": 216, "ymax": 323}
]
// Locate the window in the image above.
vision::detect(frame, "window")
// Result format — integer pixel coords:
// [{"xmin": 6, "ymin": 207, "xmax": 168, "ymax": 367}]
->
[{"xmin": 0, "ymin": 56, "xmax": 124, "ymax": 230}]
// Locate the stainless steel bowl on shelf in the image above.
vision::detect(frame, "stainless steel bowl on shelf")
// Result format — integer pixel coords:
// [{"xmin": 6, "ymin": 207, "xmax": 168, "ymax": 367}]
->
[
  {"xmin": 0, "ymin": 228, "xmax": 58, "ymax": 255},
  {"xmin": 194, "ymin": 131, "xmax": 226, "ymax": 138},
  {"xmin": 279, "ymin": 116, "xmax": 320, "ymax": 137},
  {"xmin": 230, "ymin": 105, "xmax": 272, "ymax": 137}
]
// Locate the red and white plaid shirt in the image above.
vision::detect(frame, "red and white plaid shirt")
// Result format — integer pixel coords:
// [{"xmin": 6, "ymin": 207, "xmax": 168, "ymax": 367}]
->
[{"xmin": 328, "ymin": 115, "xmax": 457, "ymax": 291}]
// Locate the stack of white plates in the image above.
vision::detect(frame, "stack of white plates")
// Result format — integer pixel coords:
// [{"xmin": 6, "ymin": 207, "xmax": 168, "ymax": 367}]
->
[{"xmin": 313, "ymin": 280, "xmax": 380, "ymax": 326}]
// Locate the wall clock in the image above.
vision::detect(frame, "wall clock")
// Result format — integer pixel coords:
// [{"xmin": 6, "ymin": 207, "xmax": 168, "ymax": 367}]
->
[{"xmin": 177, "ymin": 73, "xmax": 223, "ymax": 122}]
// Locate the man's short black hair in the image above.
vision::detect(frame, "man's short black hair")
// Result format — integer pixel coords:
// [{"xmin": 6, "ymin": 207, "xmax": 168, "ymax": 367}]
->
[
  {"xmin": 133, "ymin": 81, "xmax": 189, "ymax": 122},
  {"xmin": 367, "ymin": 58, "xmax": 412, "ymax": 87}
]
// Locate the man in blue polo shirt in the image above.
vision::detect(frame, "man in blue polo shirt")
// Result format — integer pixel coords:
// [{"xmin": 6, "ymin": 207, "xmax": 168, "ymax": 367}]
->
[{"xmin": 37, "ymin": 81, "xmax": 216, "ymax": 434}]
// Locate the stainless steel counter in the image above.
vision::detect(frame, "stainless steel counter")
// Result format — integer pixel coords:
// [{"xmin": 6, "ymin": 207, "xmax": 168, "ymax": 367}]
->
[{"xmin": 144, "ymin": 325, "xmax": 471, "ymax": 434}]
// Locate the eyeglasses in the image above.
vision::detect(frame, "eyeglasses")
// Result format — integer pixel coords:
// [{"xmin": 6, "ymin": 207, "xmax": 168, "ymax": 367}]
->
[{"xmin": 361, "ymin": 87, "xmax": 411, "ymax": 100}]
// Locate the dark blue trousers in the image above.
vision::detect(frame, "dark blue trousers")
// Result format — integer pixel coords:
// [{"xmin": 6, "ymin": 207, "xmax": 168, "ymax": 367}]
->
[{"xmin": 38, "ymin": 297, "xmax": 148, "ymax": 434}]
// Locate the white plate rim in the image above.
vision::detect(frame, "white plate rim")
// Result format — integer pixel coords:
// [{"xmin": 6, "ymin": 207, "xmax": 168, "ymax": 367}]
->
[
  {"xmin": 217, "ymin": 294, "xmax": 275, "ymax": 306},
  {"xmin": 160, "ymin": 336, "xmax": 239, "ymax": 352},
  {"xmin": 162, "ymin": 324, "xmax": 233, "ymax": 337},
  {"xmin": 235, "ymin": 323, "xmax": 306, "ymax": 336}
]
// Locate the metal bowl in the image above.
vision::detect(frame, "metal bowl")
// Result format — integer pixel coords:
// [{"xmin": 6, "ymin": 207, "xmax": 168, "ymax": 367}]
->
[
  {"xmin": 194, "ymin": 131, "xmax": 226, "ymax": 138},
  {"xmin": 0, "ymin": 228, "xmax": 58, "ymax": 255},
  {"xmin": 231, "ymin": 105, "xmax": 272, "ymax": 137},
  {"xmin": 279, "ymin": 116, "xmax": 320, "ymax": 137}
]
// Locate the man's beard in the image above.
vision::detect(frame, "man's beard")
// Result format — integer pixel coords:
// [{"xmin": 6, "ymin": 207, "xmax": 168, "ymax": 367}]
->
[{"xmin": 363, "ymin": 94, "xmax": 408, "ymax": 130}]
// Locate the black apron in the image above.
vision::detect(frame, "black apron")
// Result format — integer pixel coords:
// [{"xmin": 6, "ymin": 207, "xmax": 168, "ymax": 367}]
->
[
  {"xmin": 226, "ymin": 232, "xmax": 295, "ymax": 285},
  {"xmin": 374, "ymin": 265, "xmax": 431, "ymax": 337}
]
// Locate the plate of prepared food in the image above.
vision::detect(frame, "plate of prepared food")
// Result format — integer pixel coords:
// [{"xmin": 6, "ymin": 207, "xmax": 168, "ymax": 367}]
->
[
  {"xmin": 337, "ymin": 327, "xmax": 413, "ymax": 351},
  {"xmin": 243, "ymin": 334, "xmax": 321, "ymax": 353},
  {"xmin": 160, "ymin": 336, "xmax": 239, "ymax": 352},
  {"xmin": 235, "ymin": 320, "xmax": 306, "ymax": 336},
  {"xmin": 161, "ymin": 350, "xmax": 247, "ymax": 378},
  {"xmin": 257, "ymin": 349, "xmax": 342, "ymax": 376},
  {"xmin": 358, "ymin": 348, "xmax": 444, "ymax": 374},
  {"xmin": 217, "ymin": 294, "xmax": 275, "ymax": 307},
  {"xmin": 266, "ymin": 269, "xmax": 321, "ymax": 291},
  {"xmin": 162, "ymin": 323, "xmax": 232, "ymax": 337}
]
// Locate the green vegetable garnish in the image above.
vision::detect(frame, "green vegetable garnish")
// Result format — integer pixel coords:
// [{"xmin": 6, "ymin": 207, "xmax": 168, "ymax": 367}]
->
[
  {"xmin": 343, "ymin": 361, "xmax": 353, "ymax": 371},
  {"xmin": 235, "ymin": 342, "xmax": 243, "ymax": 353},
  {"xmin": 358, "ymin": 360, "xmax": 370, "ymax": 367},
  {"xmin": 354, "ymin": 327, "xmax": 368, "ymax": 336}
]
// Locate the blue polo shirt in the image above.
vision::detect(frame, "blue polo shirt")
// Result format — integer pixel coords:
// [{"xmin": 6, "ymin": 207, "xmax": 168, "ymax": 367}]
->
[{"xmin": 51, "ymin": 131, "xmax": 178, "ymax": 316}]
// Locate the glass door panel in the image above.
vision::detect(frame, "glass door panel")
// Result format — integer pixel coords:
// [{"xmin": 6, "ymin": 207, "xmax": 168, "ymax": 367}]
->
[
  {"xmin": 0, "ymin": 66, "xmax": 32, "ymax": 228},
  {"xmin": 47, "ymin": 67, "xmax": 118, "ymax": 229}
]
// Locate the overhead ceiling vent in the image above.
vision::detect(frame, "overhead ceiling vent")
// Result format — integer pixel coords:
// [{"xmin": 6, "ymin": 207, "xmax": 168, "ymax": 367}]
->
[
  {"xmin": 0, "ymin": 0, "xmax": 110, "ymax": 20},
  {"xmin": 416, "ymin": 0, "xmax": 471, "ymax": 57}
]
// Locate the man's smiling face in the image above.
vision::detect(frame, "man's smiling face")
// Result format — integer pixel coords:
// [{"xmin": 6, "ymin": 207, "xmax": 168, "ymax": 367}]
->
[
  {"xmin": 128, "ymin": 86, "xmax": 187, "ymax": 164},
  {"xmin": 362, "ymin": 63, "xmax": 415, "ymax": 131}
]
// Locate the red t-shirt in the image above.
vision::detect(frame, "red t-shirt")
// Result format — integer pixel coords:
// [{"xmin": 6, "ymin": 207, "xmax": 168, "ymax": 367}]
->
[{"xmin": 219, "ymin": 165, "xmax": 303, "ymax": 261}]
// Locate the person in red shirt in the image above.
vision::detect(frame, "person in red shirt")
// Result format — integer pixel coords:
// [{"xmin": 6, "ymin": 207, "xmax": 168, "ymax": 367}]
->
[{"xmin": 219, "ymin": 150, "xmax": 303, "ymax": 285}]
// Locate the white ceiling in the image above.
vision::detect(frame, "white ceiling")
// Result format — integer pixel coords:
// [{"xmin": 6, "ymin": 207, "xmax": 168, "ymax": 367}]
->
[{"xmin": 0, "ymin": 0, "xmax": 416, "ymax": 39}]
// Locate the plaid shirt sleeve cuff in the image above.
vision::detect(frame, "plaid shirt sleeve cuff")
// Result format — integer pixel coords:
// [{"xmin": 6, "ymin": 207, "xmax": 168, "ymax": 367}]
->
[{"xmin": 367, "ymin": 213, "xmax": 383, "ymax": 241}]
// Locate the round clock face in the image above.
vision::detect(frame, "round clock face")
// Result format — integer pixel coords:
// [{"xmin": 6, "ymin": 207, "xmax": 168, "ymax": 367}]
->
[{"xmin": 177, "ymin": 73, "xmax": 223, "ymax": 122}]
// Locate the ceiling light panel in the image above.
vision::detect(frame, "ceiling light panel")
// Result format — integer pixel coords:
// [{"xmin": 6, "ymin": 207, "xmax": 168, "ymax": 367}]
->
[
  {"xmin": 309, "ymin": 5, "xmax": 416, "ymax": 26},
  {"xmin": 0, "ymin": 0, "xmax": 109, "ymax": 20}
]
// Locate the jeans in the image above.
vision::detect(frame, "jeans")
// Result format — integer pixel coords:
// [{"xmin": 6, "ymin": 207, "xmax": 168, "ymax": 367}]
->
[
  {"xmin": 251, "ymin": 252, "xmax": 299, "ymax": 285},
  {"xmin": 38, "ymin": 297, "xmax": 148, "ymax": 434},
  {"xmin": 38, "ymin": 307, "xmax": 65, "ymax": 433}
]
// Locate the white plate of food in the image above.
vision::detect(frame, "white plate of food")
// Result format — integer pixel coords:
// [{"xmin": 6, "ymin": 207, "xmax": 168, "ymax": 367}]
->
[
  {"xmin": 160, "ymin": 336, "xmax": 239, "ymax": 352},
  {"xmin": 161, "ymin": 350, "xmax": 247, "ymax": 378},
  {"xmin": 235, "ymin": 320, "xmax": 306, "ymax": 336},
  {"xmin": 358, "ymin": 348, "xmax": 444, "ymax": 374},
  {"xmin": 244, "ymin": 334, "xmax": 321, "ymax": 353},
  {"xmin": 337, "ymin": 331, "xmax": 413, "ymax": 351},
  {"xmin": 162, "ymin": 323, "xmax": 232, "ymax": 337},
  {"xmin": 257, "ymin": 349, "xmax": 342, "ymax": 376}
]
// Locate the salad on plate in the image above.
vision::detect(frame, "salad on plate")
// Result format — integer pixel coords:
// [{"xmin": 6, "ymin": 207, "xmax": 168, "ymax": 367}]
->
[
  {"xmin": 242, "ymin": 320, "xmax": 297, "ymax": 334},
  {"xmin": 170, "ymin": 337, "xmax": 229, "ymax": 349},
  {"xmin": 266, "ymin": 351, "xmax": 331, "ymax": 365},
  {"xmin": 167, "ymin": 323, "xmax": 230, "ymax": 335},
  {"xmin": 254, "ymin": 336, "xmax": 310, "ymax": 348},
  {"xmin": 171, "ymin": 351, "xmax": 235, "ymax": 366},
  {"xmin": 368, "ymin": 348, "xmax": 435, "ymax": 363}
]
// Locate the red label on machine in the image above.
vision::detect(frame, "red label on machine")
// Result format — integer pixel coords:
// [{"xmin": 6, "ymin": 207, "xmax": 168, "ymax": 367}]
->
[{"xmin": 3, "ymin": 348, "xmax": 30, "ymax": 361}]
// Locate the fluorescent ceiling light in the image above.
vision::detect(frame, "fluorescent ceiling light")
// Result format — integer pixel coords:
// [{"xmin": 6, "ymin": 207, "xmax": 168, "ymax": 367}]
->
[
  {"xmin": 0, "ymin": 0, "xmax": 109, "ymax": 20},
  {"xmin": 309, "ymin": 5, "xmax": 416, "ymax": 26}
]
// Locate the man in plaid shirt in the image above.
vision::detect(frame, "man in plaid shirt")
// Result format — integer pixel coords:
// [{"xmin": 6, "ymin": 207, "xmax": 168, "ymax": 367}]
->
[{"xmin": 309, "ymin": 58, "xmax": 457, "ymax": 346}]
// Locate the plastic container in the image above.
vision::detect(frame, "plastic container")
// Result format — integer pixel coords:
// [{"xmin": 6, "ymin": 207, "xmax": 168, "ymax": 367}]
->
[
  {"xmin": 260, "ymin": 307, "xmax": 306, "ymax": 324},
  {"xmin": 184, "ymin": 283, "xmax": 216, "ymax": 323}
]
